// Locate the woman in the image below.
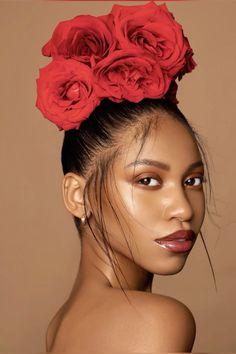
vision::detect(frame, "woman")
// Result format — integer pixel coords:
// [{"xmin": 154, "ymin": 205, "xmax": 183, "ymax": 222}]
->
[{"xmin": 36, "ymin": 2, "xmax": 209, "ymax": 352}]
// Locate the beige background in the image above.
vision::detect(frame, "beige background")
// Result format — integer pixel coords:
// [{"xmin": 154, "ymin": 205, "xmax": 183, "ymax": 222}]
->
[{"xmin": 0, "ymin": 0, "xmax": 236, "ymax": 352}]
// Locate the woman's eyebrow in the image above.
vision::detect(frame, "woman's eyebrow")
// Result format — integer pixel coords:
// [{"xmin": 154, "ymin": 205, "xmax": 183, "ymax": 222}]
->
[{"xmin": 125, "ymin": 159, "xmax": 204, "ymax": 172}]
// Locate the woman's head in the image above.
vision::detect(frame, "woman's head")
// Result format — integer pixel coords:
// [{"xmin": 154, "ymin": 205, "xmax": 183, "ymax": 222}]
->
[
  {"xmin": 34, "ymin": 1, "xmax": 214, "ymax": 290},
  {"xmin": 61, "ymin": 98, "xmax": 209, "ymax": 279}
]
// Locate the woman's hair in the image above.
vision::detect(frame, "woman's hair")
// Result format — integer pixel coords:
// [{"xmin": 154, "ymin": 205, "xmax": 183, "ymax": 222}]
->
[{"xmin": 61, "ymin": 98, "xmax": 215, "ymax": 289}]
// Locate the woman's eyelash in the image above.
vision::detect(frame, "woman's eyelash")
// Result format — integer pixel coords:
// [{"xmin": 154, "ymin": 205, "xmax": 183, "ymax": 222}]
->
[
  {"xmin": 137, "ymin": 177, "xmax": 160, "ymax": 186},
  {"xmin": 136, "ymin": 175, "xmax": 207, "ymax": 187}
]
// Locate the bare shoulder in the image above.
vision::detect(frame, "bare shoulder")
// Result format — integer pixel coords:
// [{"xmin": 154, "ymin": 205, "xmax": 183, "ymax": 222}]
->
[
  {"xmin": 131, "ymin": 291, "xmax": 195, "ymax": 325},
  {"xmin": 45, "ymin": 303, "xmax": 67, "ymax": 351},
  {"xmin": 113, "ymin": 290, "xmax": 196, "ymax": 352},
  {"xmin": 46, "ymin": 290, "xmax": 196, "ymax": 352}
]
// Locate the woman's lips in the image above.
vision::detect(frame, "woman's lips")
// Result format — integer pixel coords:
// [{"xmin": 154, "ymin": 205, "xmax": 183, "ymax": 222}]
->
[{"xmin": 154, "ymin": 230, "xmax": 197, "ymax": 253}]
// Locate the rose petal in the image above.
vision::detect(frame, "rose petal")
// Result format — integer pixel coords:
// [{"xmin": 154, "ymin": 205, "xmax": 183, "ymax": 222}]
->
[{"xmin": 93, "ymin": 49, "xmax": 171, "ymax": 103}]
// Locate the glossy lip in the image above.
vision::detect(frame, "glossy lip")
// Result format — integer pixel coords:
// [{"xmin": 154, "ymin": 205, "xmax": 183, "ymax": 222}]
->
[
  {"xmin": 154, "ymin": 230, "xmax": 197, "ymax": 253},
  {"xmin": 155, "ymin": 229, "xmax": 196, "ymax": 241}
]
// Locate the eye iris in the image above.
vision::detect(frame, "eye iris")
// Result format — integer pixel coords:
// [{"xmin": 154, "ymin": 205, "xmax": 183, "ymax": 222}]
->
[{"xmin": 141, "ymin": 177, "xmax": 151, "ymax": 185}]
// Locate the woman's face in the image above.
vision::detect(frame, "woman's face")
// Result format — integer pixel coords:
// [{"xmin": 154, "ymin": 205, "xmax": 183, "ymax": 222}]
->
[{"xmin": 97, "ymin": 113, "xmax": 206, "ymax": 275}]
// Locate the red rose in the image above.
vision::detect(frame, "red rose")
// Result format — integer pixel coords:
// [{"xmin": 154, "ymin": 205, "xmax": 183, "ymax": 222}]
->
[
  {"xmin": 42, "ymin": 14, "xmax": 116, "ymax": 67},
  {"xmin": 111, "ymin": 1, "xmax": 196, "ymax": 78},
  {"xmin": 93, "ymin": 49, "xmax": 171, "ymax": 103},
  {"xmin": 36, "ymin": 59, "xmax": 101, "ymax": 130},
  {"xmin": 177, "ymin": 36, "xmax": 197, "ymax": 80}
]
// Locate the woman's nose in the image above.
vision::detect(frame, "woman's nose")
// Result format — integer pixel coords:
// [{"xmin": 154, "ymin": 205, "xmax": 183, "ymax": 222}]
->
[{"xmin": 162, "ymin": 186, "xmax": 194, "ymax": 222}]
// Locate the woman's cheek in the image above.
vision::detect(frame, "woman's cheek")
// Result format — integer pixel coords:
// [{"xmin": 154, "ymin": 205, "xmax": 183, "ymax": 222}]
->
[
  {"xmin": 117, "ymin": 180, "xmax": 163, "ymax": 228},
  {"xmin": 197, "ymin": 192, "xmax": 206, "ymax": 226},
  {"xmin": 187, "ymin": 189, "xmax": 206, "ymax": 229}
]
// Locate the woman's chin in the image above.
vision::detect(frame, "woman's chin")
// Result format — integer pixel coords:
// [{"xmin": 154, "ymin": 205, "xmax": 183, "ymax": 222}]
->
[{"xmin": 148, "ymin": 254, "xmax": 190, "ymax": 276}]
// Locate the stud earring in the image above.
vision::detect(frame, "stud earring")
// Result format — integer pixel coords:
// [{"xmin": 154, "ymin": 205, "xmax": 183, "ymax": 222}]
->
[{"xmin": 81, "ymin": 215, "xmax": 87, "ymax": 225}]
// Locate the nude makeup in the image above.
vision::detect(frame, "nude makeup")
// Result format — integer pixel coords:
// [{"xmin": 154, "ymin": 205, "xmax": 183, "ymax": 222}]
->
[{"xmin": 154, "ymin": 230, "xmax": 197, "ymax": 253}]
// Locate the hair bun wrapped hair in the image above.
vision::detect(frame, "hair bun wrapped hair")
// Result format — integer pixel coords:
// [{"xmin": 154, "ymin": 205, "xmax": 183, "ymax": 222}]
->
[{"xmin": 36, "ymin": 1, "xmax": 196, "ymax": 131}]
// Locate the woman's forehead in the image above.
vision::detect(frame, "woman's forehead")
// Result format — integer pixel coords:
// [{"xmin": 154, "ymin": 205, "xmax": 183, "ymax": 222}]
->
[{"xmin": 118, "ymin": 116, "xmax": 202, "ymax": 169}]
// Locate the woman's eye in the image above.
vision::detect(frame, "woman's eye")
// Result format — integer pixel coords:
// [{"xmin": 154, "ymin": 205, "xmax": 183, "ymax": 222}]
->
[
  {"xmin": 184, "ymin": 176, "xmax": 205, "ymax": 187},
  {"xmin": 138, "ymin": 177, "xmax": 160, "ymax": 186}
]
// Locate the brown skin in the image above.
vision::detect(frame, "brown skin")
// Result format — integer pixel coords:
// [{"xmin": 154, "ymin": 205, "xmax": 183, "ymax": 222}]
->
[{"xmin": 46, "ymin": 113, "xmax": 206, "ymax": 352}]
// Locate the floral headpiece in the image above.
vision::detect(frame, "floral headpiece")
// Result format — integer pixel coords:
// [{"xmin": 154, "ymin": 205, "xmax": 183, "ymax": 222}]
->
[{"xmin": 36, "ymin": 1, "xmax": 196, "ymax": 131}]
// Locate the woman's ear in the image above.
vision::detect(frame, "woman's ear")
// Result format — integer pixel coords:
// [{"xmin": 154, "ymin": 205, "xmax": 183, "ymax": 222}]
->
[{"xmin": 62, "ymin": 172, "xmax": 91, "ymax": 219}]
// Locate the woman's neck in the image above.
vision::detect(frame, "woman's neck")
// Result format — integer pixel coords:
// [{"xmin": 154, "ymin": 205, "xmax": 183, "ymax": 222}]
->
[{"xmin": 69, "ymin": 231, "xmax": 154, "ymax": 300}]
